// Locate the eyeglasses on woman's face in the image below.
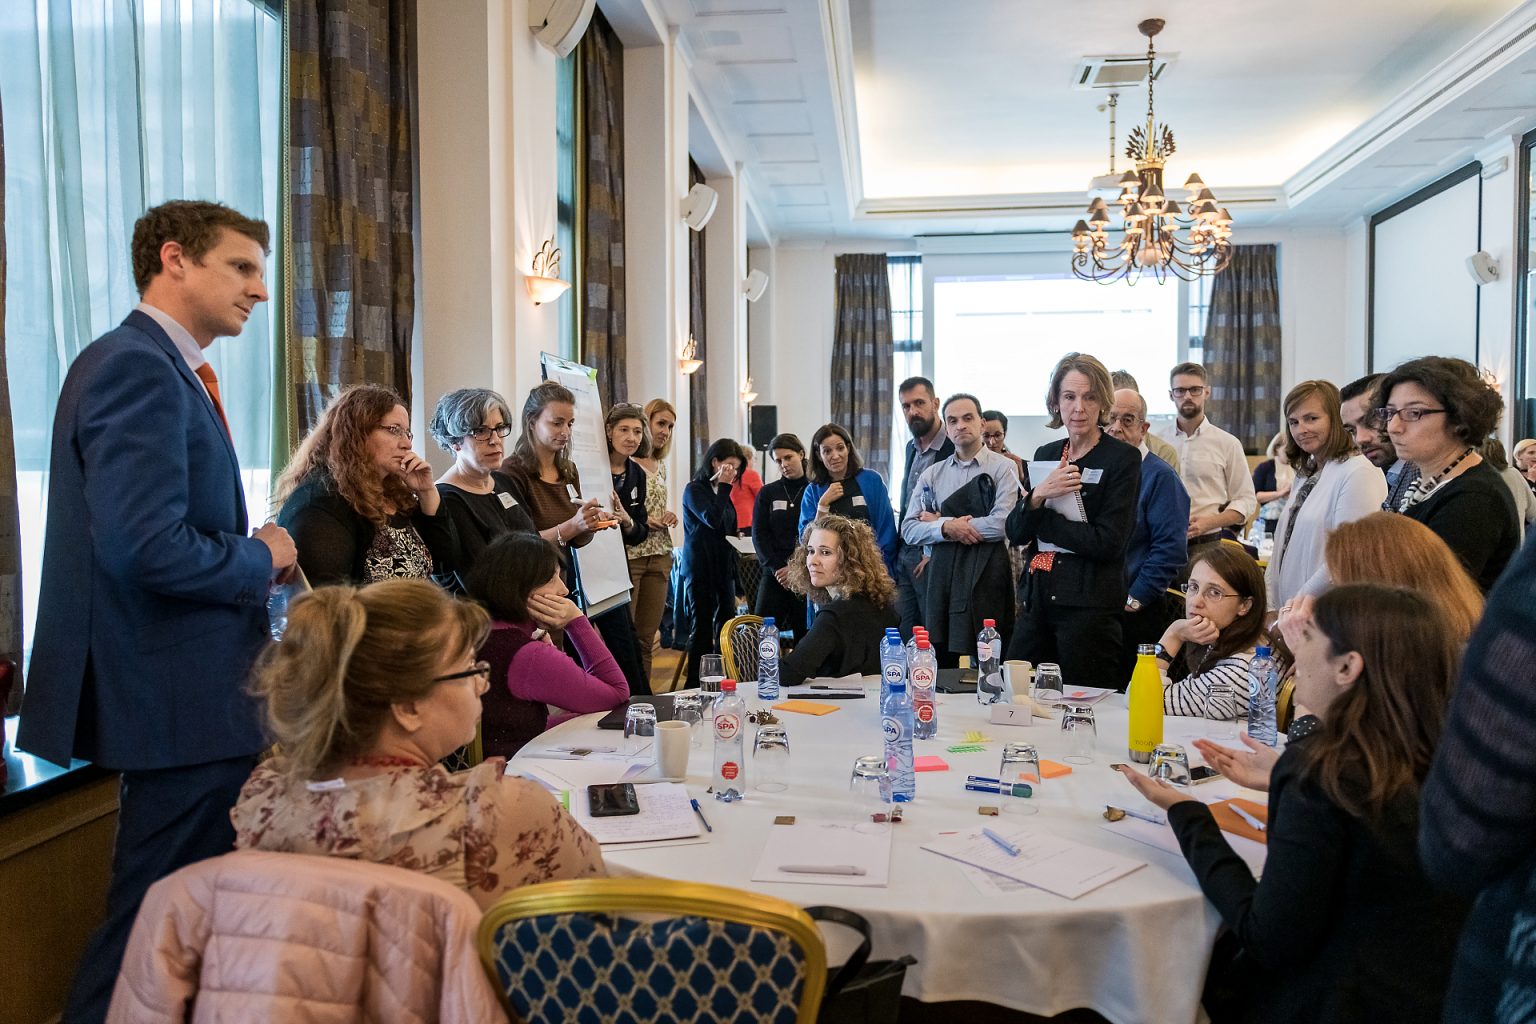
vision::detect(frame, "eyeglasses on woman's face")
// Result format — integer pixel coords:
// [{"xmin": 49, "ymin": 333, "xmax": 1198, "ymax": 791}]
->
[
  {"xmin": 433, "ymin": 660, "xmax": 491, "ymax": 694},
  {"xmin": 1182, "ymin": 581, "xmax": 1237, "ymax": 602},
  {"xmin": 1373, "ymin": 406, "xmax": 1445, "ymax": 425},
  {"xmin": 376, "ymin": 423, "xmax": 413, "ymax": 441},
  {"xmin": 466, "ymin": 423, "xmax": 513, "ymax": 442}
]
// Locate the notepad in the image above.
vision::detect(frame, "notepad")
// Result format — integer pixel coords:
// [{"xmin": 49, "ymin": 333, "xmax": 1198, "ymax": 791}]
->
[
  {"xmin": 1005, "ymin": 759, "xmax": 1072, "ymax": 783},
  {"xmin": 751, "ymin": 820, "xmax": 892, "ymax": 887},
  {"xmin": 1210, "ymin": 798, "xmax": 1269, "ymax": 844},
  {"xmin": 913, "ymin": 755, "xmax": 949, "ymax": 772},
  {"xmin": 570, "ymin": 782, "xmax": 702, "ymax": 845},
  {"xmin": 922, "ymin": 826, "xmax": 1143, "ymax": 899},
  {"xmin": 773, "ymin": 699, "xmax": 841, "ymax": 716}
]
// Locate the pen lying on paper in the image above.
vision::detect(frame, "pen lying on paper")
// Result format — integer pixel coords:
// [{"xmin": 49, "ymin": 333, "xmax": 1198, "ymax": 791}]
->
[
  {"xmin": 1229, "ymin": 804, "xmax": 1266, "ymax": 832},
  {"xmin": 778, "ymin": 864, "xmax": 867, "ymax": 876},
  {"xmin": 981, "ymin": 827, "xmax": 1021, "ymax": 857}
]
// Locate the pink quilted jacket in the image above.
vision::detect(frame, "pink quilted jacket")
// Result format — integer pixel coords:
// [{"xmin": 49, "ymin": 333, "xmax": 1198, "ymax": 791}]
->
[{"xmin": 107, "ymin": 850, "xmax": 508, "ymax": 1023}]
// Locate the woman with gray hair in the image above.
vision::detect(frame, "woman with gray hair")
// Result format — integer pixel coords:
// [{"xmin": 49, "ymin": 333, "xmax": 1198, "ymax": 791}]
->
[{"xmin": 430, "ymin": 387, "xmax": 538, "ymax": 590}]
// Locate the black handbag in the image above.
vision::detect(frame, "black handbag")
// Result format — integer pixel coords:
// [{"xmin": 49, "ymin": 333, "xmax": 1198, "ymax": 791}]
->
[{"xmin": 805, "ymin": 905, "xmax": 917, "ymax": 1023}]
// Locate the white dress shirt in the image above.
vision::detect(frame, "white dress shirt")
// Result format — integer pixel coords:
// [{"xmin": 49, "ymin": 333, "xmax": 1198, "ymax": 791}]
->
[
  {"xmin": 1265, "ymin": 452, "xmax": 1386, "ymax": 606},
  {"xmin": 136, "ymin": 302, "xmax": 214, "ymax": 404},
  {"xmin": 1155, "ymin": 418, "xmax": 1257, "ymax": 526},
  {"xmin": 900, "ymin": 446, "xmax": 1019, "ymax": 546}
]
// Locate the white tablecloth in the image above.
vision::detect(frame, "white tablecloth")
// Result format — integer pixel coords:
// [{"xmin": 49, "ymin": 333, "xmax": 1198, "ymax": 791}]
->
[{"xmin": 514, "ymin": 688, "xmax": 1260, "ymax": 1024}]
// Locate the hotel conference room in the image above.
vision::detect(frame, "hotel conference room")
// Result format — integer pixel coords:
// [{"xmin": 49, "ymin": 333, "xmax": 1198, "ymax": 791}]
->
[{"xmin": 5, "ymin": 1, "xmax": 1536, "ymax": 1022}]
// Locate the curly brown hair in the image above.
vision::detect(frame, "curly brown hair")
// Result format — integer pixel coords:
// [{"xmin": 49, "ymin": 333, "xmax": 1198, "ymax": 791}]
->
[
  {"xmin": 783, "ymin": 514, "xmax": 897, "ymax": 609},
  {"xmin": 131, "ymin": 200, "xmax": 269, "ymax": 293},
  {"xmin": 1376, "ymin": 356, "xmax": 1503, "ymax": 446},
  {"xmin": 272, "ymin": 384, "xmax": 418, "ymax": 527}
]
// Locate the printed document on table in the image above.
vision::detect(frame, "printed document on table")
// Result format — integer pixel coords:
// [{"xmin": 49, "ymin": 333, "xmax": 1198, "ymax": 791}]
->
[
  {"xmin": 507, "ymin": 758, "xmax": 637, "ymax": 791},
  {"xmin": 752, "ymin": 821, "xmax": 893, "ymax": 887},
  {"xmin": 1102, "ymin": 816, "xmax": 1267, "ymax": 876},
  {"xmin": 922, "ymin": 827, "xmax": 1144, "ymax": 899},
  {"xmin": 1026, "ymin": 462, "xmax": 1085, "ymax": 555},
  {"xmin": 570, "ymin": 782, "xmax": 702, "ymax": 845}
]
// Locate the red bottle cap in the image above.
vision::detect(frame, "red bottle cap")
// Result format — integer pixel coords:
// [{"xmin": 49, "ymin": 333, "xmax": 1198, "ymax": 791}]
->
[
  {"xmin": 722, "ymin": 679, "xmax": 737, "ymax": 692},
  {"xmin": 983, "ymin": 618, "xmax": 995, "ymax": 628},
  {"xmin": 917, "ymin": 639, "xmax": 931, "ymax": 650}
]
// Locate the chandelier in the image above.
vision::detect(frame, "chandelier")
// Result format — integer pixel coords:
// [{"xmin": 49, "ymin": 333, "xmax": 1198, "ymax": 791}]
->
[{"xmin": 1071, "ymin": 19, "xmax": 1233, "ymax": 284}]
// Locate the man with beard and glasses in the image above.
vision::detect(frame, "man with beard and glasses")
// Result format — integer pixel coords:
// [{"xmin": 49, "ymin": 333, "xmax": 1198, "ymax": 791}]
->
[
  {"xmin": 1155, "ymin": 362, "xmax": 1256, "ymax": 548},
  {"xmin": 1340, "ymin": 373, "xmax": 1419, "ymax": 512},
  {"xmin": 894, "ymin": 376, "xmax": 954, "ymax": 634}
]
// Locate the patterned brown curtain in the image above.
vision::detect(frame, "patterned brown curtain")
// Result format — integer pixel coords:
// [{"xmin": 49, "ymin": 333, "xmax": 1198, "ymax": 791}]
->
[
  {"xmin": 285, "ymin": 0, "xmax": 416, "ymax": 444},
  {"xmin": 1204, "ymin": 244, "xmax": 1282, "ymax": 454},
  {"xmin": 580, "ymin": 9, "xmax": 625, "ymax": 405},
  {"xmin": 0, "ymin": 96, "xmax": 20, "ymax": 714},
  {"xmin": 831, "ymin": 254, "xmax": 894, "ymax": 477},
  {"xmin": 687, "ymin": 159, "xmax": 708, "ymax": 469}
]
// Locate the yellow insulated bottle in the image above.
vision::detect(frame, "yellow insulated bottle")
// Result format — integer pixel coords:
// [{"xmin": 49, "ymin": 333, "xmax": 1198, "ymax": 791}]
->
[{"xmin": 1127, "ymin": 644, "xmax": 1164, "ymax": 763}]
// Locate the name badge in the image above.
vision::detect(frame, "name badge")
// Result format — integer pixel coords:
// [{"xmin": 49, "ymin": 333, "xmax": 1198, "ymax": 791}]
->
[
  {"xmin": 498, "ymin": 492, "xmax": 517, "ymax": 509},
  {"xmin": 566, "ymin": 483, "xmax": 580, "ymax": 501},
  {"xmin": 306, "ymin": 778, "xmax": 347, "ymax": 792},
  {"xmin": 1081, "ymin": 468, "xmax": 1104, "ymax": 485},
  {"xmin": 630, "ymin": 487, "xmax": 639, "ymax": 501},
  {"xmin": 772, "ymin": 500, "xmax": 789, "ymax": 511},
  {"xmin": 852, "ymin": 495, "xmax": 868, "ymax": 507}
]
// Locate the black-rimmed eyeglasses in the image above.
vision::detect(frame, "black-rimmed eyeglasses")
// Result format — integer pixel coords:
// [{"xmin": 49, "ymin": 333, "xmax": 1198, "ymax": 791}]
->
[
  {"xmin": 467, "ymin": 424, "xmax": 513, "ymax": 442},
  {"xmin": 1373, "ymin": 406, "xmax": 1445, "ymax": 425},
  {"xmin": 433, "ymin": 661, "xmax": 491, "ymax": 693}
]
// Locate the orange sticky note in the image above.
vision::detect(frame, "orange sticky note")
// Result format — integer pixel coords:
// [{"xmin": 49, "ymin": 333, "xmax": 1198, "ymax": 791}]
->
[
  {"xmin": 1015, "ymin": 760, "xmax": 1072, "ymax": 783},
  {"xmin": 772, "ymin": 699, "xmax": 840, "ymax": 716},
  {"xmin": 913, "ymin": 755, "xmax": 949, "ymax": 772}
]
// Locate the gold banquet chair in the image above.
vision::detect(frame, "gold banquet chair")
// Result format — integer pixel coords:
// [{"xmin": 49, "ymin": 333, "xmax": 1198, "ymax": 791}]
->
[
  {"xmin": 477, "ymin": 878, "xmax": 827, "ymax": 1024},
  {"xmin": 719, "ymin": 614, "xmax": 765, "ymax": 682}
]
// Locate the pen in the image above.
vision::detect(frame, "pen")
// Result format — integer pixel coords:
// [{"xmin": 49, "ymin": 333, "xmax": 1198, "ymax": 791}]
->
[
  {"xmin": 966, "ymin": 782, "xmax": 1032, "ymax": 797},
  {"xmin": 981, "ymin": 827, "xmax": 1021, "ymax": 857},
  {"xmin": 792, "ymin": 693, "xmax": 864, "ymax": 699},
  {"xmin": 689, "ymin": 798, "xmax": 713, "ymax": 833},
  {"xmin": 778, "ymin": 864, "xmax": 867, "ymax": 876},
  {"xmin": 1229, "ymin": 804, "xmax": 1267, "ymax": 832},
  {"xmin": 1105, "ymin": 804, "xmax": 1165, "ymax": 826},
  {"xmin": 968, "ymin": 775, "xmax": 1001, "ymax": 784}
]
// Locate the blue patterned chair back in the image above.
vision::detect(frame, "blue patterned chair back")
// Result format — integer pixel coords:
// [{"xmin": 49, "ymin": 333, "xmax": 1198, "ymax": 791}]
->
[{"xmin": 478, "ymin": 879, "xmax": 826, "ymax": 1024}]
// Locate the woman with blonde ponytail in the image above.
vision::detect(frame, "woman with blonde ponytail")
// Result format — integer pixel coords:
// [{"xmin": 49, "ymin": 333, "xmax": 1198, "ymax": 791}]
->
[{"xmin": 231, "ymin": 579, "xmax": 604, "ymax": 908}]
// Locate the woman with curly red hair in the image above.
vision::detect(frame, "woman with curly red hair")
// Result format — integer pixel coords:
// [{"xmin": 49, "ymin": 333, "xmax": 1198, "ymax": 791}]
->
[
  {"xmin": 273, "ymin": 384, "xmax": 457, "ymax": 585},
  {"xmin": 778, "ymin": 514, "xmax": 899, "ymax": 686}
]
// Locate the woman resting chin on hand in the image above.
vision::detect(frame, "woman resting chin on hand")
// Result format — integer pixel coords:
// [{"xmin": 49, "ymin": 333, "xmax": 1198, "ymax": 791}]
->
[{"xmin": 1155, "ymin": 546, "xmax": 1267, "ymax": 721}]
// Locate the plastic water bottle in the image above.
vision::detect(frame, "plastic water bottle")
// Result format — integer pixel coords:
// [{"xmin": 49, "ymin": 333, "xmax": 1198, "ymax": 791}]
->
[
  {"xmin": 906, "ymin": 626, "xmax": 927, "ymax": 666},
  {"xmin": 881, "ymin": 679, "xmax": 916, "ymax": 803},
  {"xmin": 757, "ymin": 617, "xmax": 781, "ymax": 701},
  {"xmin": 910, "ymin": 639, "xmax": 939, "ymax": 739},
  {"xmin": 976, "ymin": 618, "xmax": 1004, "ymax": 704},
  {"xmin": 880, "ymin": 631, "xmax": 905, "ymax": 702},
  {"xmin": 1247, "ymin": 646, "xmax": 1278, "ymax": 746},
  {"xmin": 713, "ymin": 679, "xmax": 747, "ymax": 801}
]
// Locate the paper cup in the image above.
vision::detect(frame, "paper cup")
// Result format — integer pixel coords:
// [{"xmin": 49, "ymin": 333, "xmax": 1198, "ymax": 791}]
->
[
  {"xmin": 656, "ymin": 721, "xmax": 691, "ymax": 780},
  {"xmin": 1003, "ymin": 660, "xmax": 1033, "ymax": 698}
]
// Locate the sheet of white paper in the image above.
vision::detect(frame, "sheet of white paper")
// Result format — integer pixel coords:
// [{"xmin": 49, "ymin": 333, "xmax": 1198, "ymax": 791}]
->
[
  {"xmin": 922, "ymin": 826, "xmax": 1144, "ymax": 899},
  {"xmin": 508, "ymin": 758, "xmax": 636, "ymax": 791},
  {"xmin": 1026, "ymin": 461, "xmax": 1086, "ymax": 555},
  {"xmin": 1052, "ymin": 685, "xmax": 1115, "ymax": 706},
  {"xmin": 571, "ymin": 782, "xmax": 702, "ymax": 845},
  {"xmin": 959, "ymin": 864, "xmax": 1037, "ymax": 896},
  {"xmin": 751, "ymin": 821, "xmax": 893, "ymax": 887},
  {"xmin": 727, "ymin": 535, "xmax": 756, "ymax": 555},
  {"xmin": 1101, "ymin": 818, "xmax": 1267, "ymax": 876}
]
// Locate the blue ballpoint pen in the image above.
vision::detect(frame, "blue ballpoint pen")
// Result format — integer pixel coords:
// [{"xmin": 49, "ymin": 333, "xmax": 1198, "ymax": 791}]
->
[
  {"xmin": 966, "ymin": 781, "xmax": 1032, "ymax": 797},
  {"xmin": 689, "ymin": 798, "xmax": 713, "ymax": 833},
  {"xmin": 982, "ymin": 827, "xmax": 1021, "ymax": 856}
]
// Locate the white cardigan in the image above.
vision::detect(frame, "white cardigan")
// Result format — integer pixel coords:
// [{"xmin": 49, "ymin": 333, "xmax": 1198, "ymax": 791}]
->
[{"xmin": 1265, "ymin": 453, "xmax": 1386, "ymax": 607}]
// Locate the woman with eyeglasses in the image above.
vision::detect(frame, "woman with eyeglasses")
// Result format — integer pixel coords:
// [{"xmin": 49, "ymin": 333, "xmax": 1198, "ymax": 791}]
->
[
  {"xmin": 428, "ymin": 388, "xmax": 537, "ymax": 591},
  {"xmin": 462, "ymin": 533, "xmax": 629, "ymax": 757},
  {"xmin": 232, "ymin": 578, "xmax": 606, "ymax": 908},
  {"xmin": 1377, "ymin": 356, "xmax": 1519, "ymax": 591},
  {"xmin": 1122, "ymin": 583, "xmax": 1470, "ymax": 1024},
  {"xmin": 273, "ymin": 383, "xmax": 457, "ymax": 586},
  {"xmin": 1157, "ymin": 544, "xmax": 1268, "ymax": 720}
]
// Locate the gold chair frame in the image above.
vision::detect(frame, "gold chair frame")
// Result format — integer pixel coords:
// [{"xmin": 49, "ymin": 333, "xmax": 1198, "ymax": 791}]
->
[{"xmin": 719, "ymin": 613, "xmax": 764, "ymax": 682}]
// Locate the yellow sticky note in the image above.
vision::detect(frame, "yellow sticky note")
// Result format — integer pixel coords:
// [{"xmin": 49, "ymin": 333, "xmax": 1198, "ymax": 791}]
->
[{"xmin": 772, "ymin": 699, "xmax": 840, "ymax": 716}]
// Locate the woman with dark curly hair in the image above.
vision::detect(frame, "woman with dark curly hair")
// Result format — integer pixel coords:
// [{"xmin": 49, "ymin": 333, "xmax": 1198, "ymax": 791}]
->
[
  {"xmin": 1376, "ymin": 356, "xmax": 1519, "ymax": 590},
  {"xmin": 273, "ymin": 384, "xmax": 457, "ymax": 586},
  {"xmin": 779, "ymin": 514, "xmax": 899, "ymax": 686}
]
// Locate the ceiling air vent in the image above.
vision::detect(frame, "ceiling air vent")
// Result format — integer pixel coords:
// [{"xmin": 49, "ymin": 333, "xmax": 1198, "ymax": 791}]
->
[{"xmin": 1072, "ymin": 52, "xmax": 1174, "ymax": 91}]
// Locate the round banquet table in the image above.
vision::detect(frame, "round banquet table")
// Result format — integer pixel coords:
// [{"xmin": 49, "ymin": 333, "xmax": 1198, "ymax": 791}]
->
[{"xmin": 512, "ymin": 687, "xmax": 1264, "ymax": 1024}]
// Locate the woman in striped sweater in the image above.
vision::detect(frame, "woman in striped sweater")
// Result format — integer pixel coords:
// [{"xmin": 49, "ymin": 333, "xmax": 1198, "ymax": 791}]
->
[{"xmin": 1156, "ymin": 544, "xmax": 1268, "ymax": 720}]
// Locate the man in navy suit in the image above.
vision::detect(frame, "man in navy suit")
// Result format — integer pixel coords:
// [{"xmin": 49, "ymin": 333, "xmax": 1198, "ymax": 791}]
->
[{"xmin": 19, "ymin": 201, "xmax": 296, "ymax": 1022}]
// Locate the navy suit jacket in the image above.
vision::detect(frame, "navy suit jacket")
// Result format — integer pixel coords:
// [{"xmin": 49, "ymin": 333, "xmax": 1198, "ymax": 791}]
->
[
  {"xmin": 1125, "ymin": 451, "xmax": 1190, "ymax": 606},
  {"xmin": 20, "ymin": 310, "xmax": 274, "ymax": 770}
]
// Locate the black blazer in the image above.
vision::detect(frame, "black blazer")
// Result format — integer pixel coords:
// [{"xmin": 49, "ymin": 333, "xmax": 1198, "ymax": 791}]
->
[
  {"xmin": 1403, "ymin": 460, "xmax": 1519, "ymax": 592},
  {"xmin": 1007, "ymin": 433, "xmax": 1140, "ymax": 609},
  {"xmin": 1167, "ymin": 734, "xmax": 1470, "ymax": 1024},
  {"xmin": 753, "ymin": 476, "xmax": 808, "ymax": 571},
  {"xmin": 278, "ymin": 473, "xmax": 458, "ymax": 587},
  {"xmin": 610, "ymin": 458, "xmax": 650, "ymax": 546},
  {"xmin": 780, "ymin": 594, "xmax": 899, "ymax": 686}
]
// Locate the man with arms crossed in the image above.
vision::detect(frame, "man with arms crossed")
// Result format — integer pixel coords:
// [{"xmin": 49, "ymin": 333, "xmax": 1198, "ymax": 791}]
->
[
  {"xmin": 894, "ymin": 376, "xmax": 954, "ymax": 634},
  {"xmin": 1340, "ymin": 372, "xmax": 1420, "ymax": 512},
  {"xmin": 1155, "ymin": 362, "xmax": 1257, "ymax": 546},
  {"xmin": 20, "ymin": 201, "xmax": 296, "ymax": 1021}
]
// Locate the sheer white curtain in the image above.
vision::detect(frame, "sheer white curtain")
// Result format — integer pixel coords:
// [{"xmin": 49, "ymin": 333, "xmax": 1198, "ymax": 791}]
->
[{"xmin": 0, "ymin": 0, "xmax": 281, "ymax": 656}]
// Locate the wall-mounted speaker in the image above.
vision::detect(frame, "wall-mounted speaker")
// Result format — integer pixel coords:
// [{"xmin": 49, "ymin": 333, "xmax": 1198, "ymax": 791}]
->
[
  {"xmin": 681, "ymin": 183, "xmax": 719, "ymax": 231},
  {"xmin": 749, "ymin": 405, "xmax": 779, "ymax": 450},
  {"xmin": 527, "ymin": 0, "xmax": 596, "ymax": 58},
  {"xmin": 743, "ymin": 269, "xmax": 770, "ymax": 302}
]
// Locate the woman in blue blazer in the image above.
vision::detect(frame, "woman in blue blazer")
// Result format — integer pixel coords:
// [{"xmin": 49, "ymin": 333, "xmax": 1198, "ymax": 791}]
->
[{"xmin": 797, "ymin": 423, "xmax": 898, "ymax": 573}]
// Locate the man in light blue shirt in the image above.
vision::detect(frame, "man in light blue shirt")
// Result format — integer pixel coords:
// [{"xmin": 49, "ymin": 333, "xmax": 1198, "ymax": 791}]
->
[{"xmin": 901, "ymin": 393, "xmax": 1019, "ymax": 665}]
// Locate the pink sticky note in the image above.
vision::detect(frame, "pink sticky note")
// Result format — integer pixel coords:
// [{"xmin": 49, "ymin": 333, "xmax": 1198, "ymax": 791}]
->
[{"xmin": 913, "ymin": 755, "xmax": 949, "ymax": 772}]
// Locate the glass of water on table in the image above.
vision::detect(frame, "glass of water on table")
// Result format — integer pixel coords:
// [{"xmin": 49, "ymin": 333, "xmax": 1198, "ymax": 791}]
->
[{"xmin": 699, "ymin": 654, "xmax": 725, "ymax": 717}]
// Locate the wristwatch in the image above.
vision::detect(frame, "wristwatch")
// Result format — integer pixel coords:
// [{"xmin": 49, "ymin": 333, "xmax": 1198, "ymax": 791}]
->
[{"xmin": 1125, "ymin": 597, "xmax": 1142, "ymax": 612}]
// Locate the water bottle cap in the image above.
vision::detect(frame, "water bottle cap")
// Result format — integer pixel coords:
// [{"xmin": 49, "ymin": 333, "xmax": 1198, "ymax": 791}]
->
[
  {"xmin": 983, "ymin": 618, "xmax": 995, "ymax": 628},
  {"xmin": 763, "ymin": 617, "xmax": 776, "ymax": 625},
  {"xmin": 721, "ymin": 679, "xmax": 737, "ymax": 692},
  {"xmin": 1255, "ymin": 645, "xmax": 1272, "ymax": 658},
  {"xmin": 916, "ymin": 639, "xmax": 931, "ymax": 650}
]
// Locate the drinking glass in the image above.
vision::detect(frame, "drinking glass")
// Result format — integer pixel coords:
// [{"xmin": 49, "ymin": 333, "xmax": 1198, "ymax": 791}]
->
[
  {"xmin": 1205, "ymin": 675, "xmax": 1237, "ymax": 739},
  {"xmin": 623, "ymin": 703, "xmax": 657, "ymax": 755},
  {"xmin": 849, "ymin": 755, "xmax": 889, "ymax": 811},
  {"xmin": 699, "ymin": 654, "xmax": 726, "ymax": 718},
  {"xmin": 998, "ymin": 742, "xmax": 1041, "ymax": 815},
  {"xmin": 1033, "ymin": 663, "xmax": 1064, "ymax": 701},
  {"xmin": 1060, "ymin": 703, "xmax": 1097, "ymax": 764},
  {"xmin": 1149, "ymin": 743, "xmax": 1193, "ymax": 787},
  {"xmin": 672, "ymin": 692, "xmax": 704, "ymax": 748},
  {"xmin": 753, "ymin": 724, "xmax": 791, "ymax": 792}
]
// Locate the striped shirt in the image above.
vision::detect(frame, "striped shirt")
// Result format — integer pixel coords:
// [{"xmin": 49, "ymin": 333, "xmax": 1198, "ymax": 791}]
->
[{"xmin": 1163, "ymin": 647, "xmax": 1255, "ymax": 721}]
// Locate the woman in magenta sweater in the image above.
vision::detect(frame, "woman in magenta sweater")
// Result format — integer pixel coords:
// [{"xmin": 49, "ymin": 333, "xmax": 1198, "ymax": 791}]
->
[{"xmin": 463, "ymin": 532, "xmax": 629, "ymax": 756}]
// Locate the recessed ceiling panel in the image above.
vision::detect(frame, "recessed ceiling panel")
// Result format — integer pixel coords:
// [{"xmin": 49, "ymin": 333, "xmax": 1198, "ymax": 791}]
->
[
  {"xmin": 688, "ymin": 0, "xmax": 786, "ymax": 16},
  {"xmin": 750, "ymin": 133, "xmax": 818, "ymax": 162},
  {"xmin": 734, "ymin": 100, "xmax": 814, "ymax": 134},
  {"xmin": 773, "ymin": 186, "xmax": 830, "ymax": 206},
  {"xmin": 756, "ymin": 162, "xmax": 825, "ymax": 186},
  {"xmin": 721, "ymin": 64, "xmax": 805, "ymax": 103}
]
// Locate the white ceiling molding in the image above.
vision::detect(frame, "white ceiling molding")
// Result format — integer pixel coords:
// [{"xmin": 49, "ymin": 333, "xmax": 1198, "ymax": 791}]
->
[{"xmin": 817, "ymin": 0, "xmax": 863, "ymax": 221}]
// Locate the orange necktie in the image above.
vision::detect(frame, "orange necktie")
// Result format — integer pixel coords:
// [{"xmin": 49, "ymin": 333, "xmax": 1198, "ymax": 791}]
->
[{"xmin": 195, "ymin": 363, "xmax": 232, "ymax": 439}]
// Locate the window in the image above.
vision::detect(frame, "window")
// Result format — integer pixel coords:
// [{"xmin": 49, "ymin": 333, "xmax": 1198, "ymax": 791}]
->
[
  {"xmin": 887, "ymin": 255, "xmax": 922, "ymax": 505},
  {"xmin": 555, "ymin": 49, "xmax": 579, "ymax": 361},
  {"xmin": 2, "ymin": 0, "xmax": 282, "ymax": 657},
  {"xmin": 1187, "ymin": 272, "xmax": 1212, "ymax": 365},
  {"xmin": 1518, "ymin": 129, "xmax": 1536, "ymax": 440}
]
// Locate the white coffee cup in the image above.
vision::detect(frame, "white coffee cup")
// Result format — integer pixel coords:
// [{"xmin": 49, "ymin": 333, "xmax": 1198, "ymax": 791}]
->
[
  {"xmin": 656, "ymin": 721, "xmax": 691, "ymax": 780},
  {"xmin": 1003, "ymin": 660, "xmax": 1033, "ymax": 698}
]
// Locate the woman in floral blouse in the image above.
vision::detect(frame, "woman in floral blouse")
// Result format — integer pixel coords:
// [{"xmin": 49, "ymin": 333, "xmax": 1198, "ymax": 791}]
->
[{"xmin": 231, "ymin": 578, "xmax": 604, "ymax": 908}]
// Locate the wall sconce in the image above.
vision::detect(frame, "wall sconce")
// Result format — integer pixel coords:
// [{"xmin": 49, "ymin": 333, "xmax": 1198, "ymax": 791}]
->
[
  {"xmin": 525, "ymin": 239, "xmax": 572, "ymax": 305},
  {"xmin": 740, "ymin": 378, "xmax": 758, "ymax": 404},
  {"xmin": 679, "ymin": 336, "xmax": 703, "ymax": 375}
]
